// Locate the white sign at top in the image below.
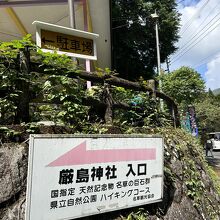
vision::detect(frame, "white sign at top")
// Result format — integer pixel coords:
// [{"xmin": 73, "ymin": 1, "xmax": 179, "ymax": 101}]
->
[
  {"xmin": 33, "ymin": 21, "xmax": 99, "ymax": 60},
  {"xmin": 25, "ymin": 134, "xmax": 164, "ymax": 220}
]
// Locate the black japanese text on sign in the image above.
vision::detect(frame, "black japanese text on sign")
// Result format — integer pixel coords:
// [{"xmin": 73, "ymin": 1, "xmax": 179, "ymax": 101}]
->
[{"xmin": 41, "ymin": 29, "xmax": 94, "ymax": 56}]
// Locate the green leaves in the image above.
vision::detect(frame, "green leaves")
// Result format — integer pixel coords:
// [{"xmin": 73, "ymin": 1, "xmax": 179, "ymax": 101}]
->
[
  {"xmin": 112, "ymin": 0, "xmax": 180, "ymax": 80},
  {"xmin": 125, "ymin": 208, "xmax": 148, "ymax": 220},
  {"xmin": 37, "ymin": 49, "xmax": 77, "ymax": 71},
  {"xmin": 112, "ymin": 88, "xmax": 172, "ymax": 128},
  {"xmin": 194, "ymin": 94, "xmax": 220, "ymax": 132},
  {"xmin": 161, "ymin": 66, "xmax": 205, "ymax": 106},
  {"xmin": 0, "ymin": 34, "xmax": 171, "ymax": 130},
  {"xmin": 0, "ymin": 34, "xmax": 34, "ymax": 57}
]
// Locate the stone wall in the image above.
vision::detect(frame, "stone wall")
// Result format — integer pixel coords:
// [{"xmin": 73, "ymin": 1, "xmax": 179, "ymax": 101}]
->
[
  {"xmin": 0, "ymin": 143, "xmax": 27, "ymax": 220},
  {"xmin": 0, "ymin": 128, "xmax": 219, "ymax": 220}
]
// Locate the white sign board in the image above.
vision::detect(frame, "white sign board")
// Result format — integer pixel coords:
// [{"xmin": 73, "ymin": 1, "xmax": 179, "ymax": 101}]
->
[
  {"xmin": 26, "ymin": 134, "xmax": 164, "ymax": 220},
  {"xmin": 33, "ymin": 21, "xmax": 99, "ymax": 60}
]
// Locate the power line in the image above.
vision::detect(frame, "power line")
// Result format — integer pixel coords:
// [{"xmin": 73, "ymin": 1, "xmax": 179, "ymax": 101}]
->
[
  {"xmin": 112, "ymin": 23, "xmax": 130, "ymax": 30},
  {"xmin": 171, "ymin": 21, "xmax": 220, "ymax": 64},
  {"xmin": 180, "ymin": 0, "xmax": 209, "ymax": 34},
  {"xmin": 112, "ymin": 19, "xmax": 140, "ymax": 30},
  {"xmin": 178, "ymin": 1, "xmax": 219, "ymax": 51},
  {"xmin": 180, "ymin": 0, "xmax": 210, "ymax": 36},
  {"xmin": 171, "ymin": 13, "xmax": 220, "ymax": 63},
  {"xmin": 171, "ymin": 18, "xmax": 220, "ymax": 64},
  {"xmin": 112, "ymin": 16, "xmax": 138, "ymax": 21},
  {"xmin": 177, "ymin": 0, "xmax": 185, "ymax": 4},
  {"xmin": 193, "ymin": 50, "xmax": 220, "ymax": 68},
  {"xmin": 54, "ymin": 14, "xmax": 68, "ymax": 24},
  {"xmin": 172, "ymin": 9, "xmax": 220, "ymax": 61},
  {"xmin": 112, "ymin": 14, "xmax": 138, "ymax": 21}
]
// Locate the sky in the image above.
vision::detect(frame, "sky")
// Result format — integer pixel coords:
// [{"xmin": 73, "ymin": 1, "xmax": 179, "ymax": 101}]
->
[{"xmin": 168, "ymin": 0, "xmax": 220, "ymax": 91}]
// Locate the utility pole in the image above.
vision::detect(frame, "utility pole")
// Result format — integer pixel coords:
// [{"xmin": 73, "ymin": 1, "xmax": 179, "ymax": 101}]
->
[
  {"xmin": 151, "ymin": 11, "xmax": 163, "ymax": 110},
  {"xmin": 166, "ymin": 57, "xmax": 170, "ymax": 74}
]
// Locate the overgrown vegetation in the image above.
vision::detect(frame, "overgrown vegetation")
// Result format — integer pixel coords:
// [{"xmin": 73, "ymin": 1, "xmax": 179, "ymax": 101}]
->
[
  {"xmin": 0, "ymin": 36, "xmax": 173, "ymax": 130},
  {"xmin": 161, "ymin": 66, "xmax": 220, "ymax": 134},
  {"xmin": 195, "ymin": 90, "xmax": 220, "ymax": 133},
  {"xmin": 0, "ymin": 37, "xmax": 219, "ymax": 219},
  {"xmin": 161, "ymin": 66, "xmax": 206, "ymax": 107},
  {"xmin": 163, "ymin": 128, "xmax": 220, "ymax": 218},
  {"xmin": 159, "ymin": 128, "xmax": 219, "ymax": 218}
]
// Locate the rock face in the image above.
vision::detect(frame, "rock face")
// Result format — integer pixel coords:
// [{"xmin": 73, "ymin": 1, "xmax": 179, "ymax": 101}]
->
[
  {"xmin": 0, "ymin": 143, "xmax": 28, "ymax": 220},
  {"xmin": 0, "ymin": 128, "xmax": 219, "ymax": 220}
]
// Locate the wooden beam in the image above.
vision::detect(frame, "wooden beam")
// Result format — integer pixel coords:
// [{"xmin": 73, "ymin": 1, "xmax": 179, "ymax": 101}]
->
[
  {"xmin": 5, "ymin": 7, "xmax": 28, "ymax": 36},
  {"xmin": 0, "ymin": 0, "xmax": 82, "ymax": 8}
]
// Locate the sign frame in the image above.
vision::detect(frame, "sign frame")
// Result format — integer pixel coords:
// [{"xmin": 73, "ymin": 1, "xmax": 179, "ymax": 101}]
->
[
  {"xmin": 32, "ymin": 21, "xmax": 99, "ymax": 60},
  {"xmin": 26, "ymin": 134, "xmax": 164, "ymax": 220}
]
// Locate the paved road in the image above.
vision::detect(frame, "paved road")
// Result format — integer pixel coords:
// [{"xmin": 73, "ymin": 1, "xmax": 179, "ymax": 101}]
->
[
  {"xmin": 213, "ymin": 150, "xmax": 220, "ymax": 159},
  {"xmin": 206, "ymin": 150, "xmax": 220, "ymax": 169}
]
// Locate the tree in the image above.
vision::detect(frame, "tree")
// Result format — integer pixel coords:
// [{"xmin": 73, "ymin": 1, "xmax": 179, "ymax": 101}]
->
[
  {"xmin": 161, "ymin": 66, "xmax": 205, "ymax": 106},
  {"xmin": 195, "ymin": 94, "xmax": 220, "ymax": 132},
  {"xmin": 112, "ymin": 0, "xmax": 180, "ymax": 80}
]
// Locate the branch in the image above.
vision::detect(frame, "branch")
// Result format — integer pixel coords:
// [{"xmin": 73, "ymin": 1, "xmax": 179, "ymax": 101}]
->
[{"xmin": 31, "ymin": 60, "xmax": 180, "ymax": 126}]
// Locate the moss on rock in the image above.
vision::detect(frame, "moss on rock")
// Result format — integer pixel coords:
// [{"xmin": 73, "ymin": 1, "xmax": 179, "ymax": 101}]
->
[{"xmin": 0, "ymin": 127, "xmax": 219, "ymax": 219}]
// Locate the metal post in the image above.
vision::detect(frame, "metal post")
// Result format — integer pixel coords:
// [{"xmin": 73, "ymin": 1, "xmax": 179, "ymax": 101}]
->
[
  {"xmin": 68, "ymin": 0, "xmax": 91, "ymax": 88},
  {"xmin": 151, "ymin": 11, "xmax": 163, "ymax": 110},
  {"xmin": 155, "ymin": 19, "xmax": 161, "ymax": 80},
  {"xmin": 68, "ymin": 0, "xmax": 76, "ymax": 29},
  {"xmin": 84, "ymin": 0, "xmax": 92, "ymax": 88},
  {"xmin": 68, "ymin": 0, "xmax": 78, "ymax": 71},
  {"xmin": 166, "ymin": 58, "xmax": 170, "ymax": 74}
]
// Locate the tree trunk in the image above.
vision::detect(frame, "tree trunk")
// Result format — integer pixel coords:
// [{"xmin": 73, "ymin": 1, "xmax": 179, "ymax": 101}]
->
[
  {"xmin": 103, "ymin": 85, "xmax": 113, "ymax": 124},
  {"xmin": 15, "ymin": 47, "xmax": 30, "ymax": 123}
]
